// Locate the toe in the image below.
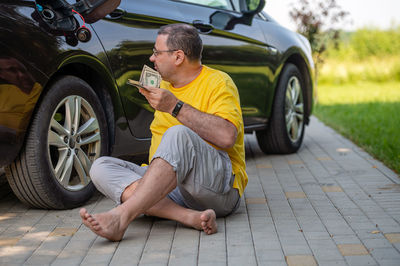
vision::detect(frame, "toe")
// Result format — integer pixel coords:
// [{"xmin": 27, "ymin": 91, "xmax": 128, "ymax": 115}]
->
[
  {"xmin": 79, "ymin": 208, "xmax": 87, "ymax": 219},
  {"xmin": 93, "ymin": 225, "xmax": 101, "ymax": 231}
]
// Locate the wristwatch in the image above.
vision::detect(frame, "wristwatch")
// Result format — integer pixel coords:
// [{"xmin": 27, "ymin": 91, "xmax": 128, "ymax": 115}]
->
[{"xmin": 172, "ymin": 100, "xmax": 184, "ymax": 117}]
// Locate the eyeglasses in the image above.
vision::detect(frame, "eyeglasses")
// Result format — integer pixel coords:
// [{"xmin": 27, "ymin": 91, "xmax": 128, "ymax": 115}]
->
[{"xmin": 152, "ymin": 48, "xmax": 177, "ymax": 57}]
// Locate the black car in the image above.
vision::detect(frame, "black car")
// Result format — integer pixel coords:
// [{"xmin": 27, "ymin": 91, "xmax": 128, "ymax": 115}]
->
[{"xmin": 0, "ymin": 0, "xmax": 314, "ymax": 209}]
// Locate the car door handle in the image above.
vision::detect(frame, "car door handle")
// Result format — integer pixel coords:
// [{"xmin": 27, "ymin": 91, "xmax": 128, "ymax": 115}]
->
[
  {"xmin": 106, "ymin": 9, "xmax": 125, "ymax": 20},
  {"xmin": 192, "ymin": 20, "xmax": 214, "ymax": 34}
]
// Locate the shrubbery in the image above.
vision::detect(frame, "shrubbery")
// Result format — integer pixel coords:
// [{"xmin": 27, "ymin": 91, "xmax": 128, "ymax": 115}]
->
[{"xmin": 320, "ymin": 27, "xmax": 400, "ymax": 84}]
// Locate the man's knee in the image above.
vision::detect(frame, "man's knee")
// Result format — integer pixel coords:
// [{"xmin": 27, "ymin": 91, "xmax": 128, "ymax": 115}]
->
[
  {"xmin": 163, "ymin": 125, "xmax": 192, "ymax": 139},
  {"xmin": 161, "ymin": 125, "xmax": 199, "ymax": 149}
]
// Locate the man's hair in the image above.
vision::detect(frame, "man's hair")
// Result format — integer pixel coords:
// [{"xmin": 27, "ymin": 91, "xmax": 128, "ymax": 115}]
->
[{"xmin": 158, "ymin": 24, "xmax": 202, "ymax": 62}]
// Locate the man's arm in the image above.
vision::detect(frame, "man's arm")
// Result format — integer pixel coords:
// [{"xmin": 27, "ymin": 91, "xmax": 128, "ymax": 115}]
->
[
  {"xmin": 139, "ymin": 86, "xmax": 238, "ymax": 149},
  {"xmin": 176, "ymin": 103, "xmax": 237, "ymax": 149}
]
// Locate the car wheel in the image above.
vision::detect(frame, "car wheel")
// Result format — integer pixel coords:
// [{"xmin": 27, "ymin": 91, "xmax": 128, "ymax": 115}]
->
[
  {"xmin": 5, "ymin": 76, "xmax": 109, "ymax": 209},
  {"xmin": 256, "ymin": 63, "xmax": 305, "ymax": 154}
]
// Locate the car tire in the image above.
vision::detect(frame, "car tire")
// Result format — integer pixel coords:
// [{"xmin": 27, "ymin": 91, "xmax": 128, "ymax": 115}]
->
[
  {"xmin": 5, "ymin": 76, "xmax": 109, "ymax": 209},
  {"xmin": 256, "ymin": 63, "xmax": 305, "ymax": 154}
]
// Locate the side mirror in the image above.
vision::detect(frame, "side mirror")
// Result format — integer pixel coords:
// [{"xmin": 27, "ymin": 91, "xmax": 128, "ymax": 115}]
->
[
  {"xmin": 242, "ymin": 0, "xmax": 266, "ymax": 15},
  {"xmin": 210, "ymin": 0, "xmax": 265, "ymax": 30}
]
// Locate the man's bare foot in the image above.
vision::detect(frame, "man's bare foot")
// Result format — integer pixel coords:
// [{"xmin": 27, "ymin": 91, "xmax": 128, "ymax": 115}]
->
[
  {"xmin": 79, "ymin": 208, "xmax": 128, "ymax": 241},
  {"xmin": 200, "ymin": 209, "xmax": 217, "ymax": 235}
]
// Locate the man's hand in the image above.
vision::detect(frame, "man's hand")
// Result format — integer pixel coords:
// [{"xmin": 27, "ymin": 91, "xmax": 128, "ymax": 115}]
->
[{"xmin": 139, "ymin": 86, "xmax": 178, "ymax": 114}]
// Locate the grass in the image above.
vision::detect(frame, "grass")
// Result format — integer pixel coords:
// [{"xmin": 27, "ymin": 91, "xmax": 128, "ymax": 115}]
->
[
  {"xmin": 312, "ymin": 27, "xmax": 400, "ymax": 174},
  {"xmin": 319, "ymin": 56, "xmax": 400, "ymax": 84},
  {"xmin": 314, "ymin": 81, "xmax": 400, "ymax": 174}
]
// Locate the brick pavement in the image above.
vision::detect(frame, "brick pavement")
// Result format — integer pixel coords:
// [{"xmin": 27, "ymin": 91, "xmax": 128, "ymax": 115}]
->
[{"xmin": 0, "ymin": 117, "xmax": 399, "ymax": 266}]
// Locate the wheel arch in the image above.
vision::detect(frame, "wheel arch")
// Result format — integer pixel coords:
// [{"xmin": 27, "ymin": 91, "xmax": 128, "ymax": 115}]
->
[
  {"xmin": 283, "ymin": 52, "xmax": 314, "ymax": 125},
  {"xmin": 39, "ymin": 56, "xmax": 121, "ymax": 153}
]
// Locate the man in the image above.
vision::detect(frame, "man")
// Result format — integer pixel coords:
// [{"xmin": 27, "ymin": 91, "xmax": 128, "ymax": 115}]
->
[{"xmin": 80, "ymin": 24, "xmax": 247, "ymax": 241}]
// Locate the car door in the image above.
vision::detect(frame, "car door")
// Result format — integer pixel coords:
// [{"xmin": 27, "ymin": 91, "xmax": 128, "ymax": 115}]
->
[
  {"xmin": 91, "ymin": 0, "xmax": 184, "ymax": 139},
  {"xmin": 172, "ymin": 0, "xmax": 277, "ymax": 126}
]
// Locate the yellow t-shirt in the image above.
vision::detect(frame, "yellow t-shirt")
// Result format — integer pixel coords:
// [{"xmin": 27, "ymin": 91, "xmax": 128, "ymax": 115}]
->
[{"xmin": 149, "ymin": 65, "xmax": 247, "ymax": 196}]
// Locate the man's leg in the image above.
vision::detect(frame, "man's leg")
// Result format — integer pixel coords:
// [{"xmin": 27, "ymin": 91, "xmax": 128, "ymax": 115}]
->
[
  {"xmin": 80, "ymin": 156, "xmax": 217, "ymax": 240},
  {"xmin": 80, "ymin": 157, "xmax": 176, "ymax": 241},
  {"xmin": 120, "ymin": 178, "xmax": 217, "ymax": 235}
]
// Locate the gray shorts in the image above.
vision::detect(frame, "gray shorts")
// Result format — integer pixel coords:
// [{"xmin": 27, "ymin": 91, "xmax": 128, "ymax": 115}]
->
[{"xmin": 89, "ymin": 125, "xmax": 240, "ymax": 217}]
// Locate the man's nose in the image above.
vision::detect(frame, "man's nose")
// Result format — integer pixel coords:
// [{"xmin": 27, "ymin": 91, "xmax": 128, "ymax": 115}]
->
[{"xmin": 149, "ymin": 53, "xmax": 155, "ymax": 62}]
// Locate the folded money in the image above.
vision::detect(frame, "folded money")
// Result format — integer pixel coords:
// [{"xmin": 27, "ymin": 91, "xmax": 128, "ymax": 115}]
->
[
  {"xmin": 127, "ymin": 79, "xmax": 148, "ymax": 91},
  {"xmin": 128, "ymin": 65, "xmax": 161, "ymax": 91},
  {"xmin": 140, "ymin": 65, "xmax": 161, "ymax": 88}
]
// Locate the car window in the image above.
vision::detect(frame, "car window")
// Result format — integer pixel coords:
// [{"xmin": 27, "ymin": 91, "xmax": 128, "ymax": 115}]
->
[
  {"xmin": 230, "ymin": 0, "xmax": 241, "ymax": 11},
  {"xmin": 176, "ymin": 0, "xmax": 234, "ymax": 11}
]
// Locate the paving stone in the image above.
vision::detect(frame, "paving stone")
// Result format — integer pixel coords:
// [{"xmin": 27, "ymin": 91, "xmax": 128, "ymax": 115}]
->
[
  {"xmin": 0, "ymin": 237, "xmax": 20, "ymax": 246},
  {"xmin": 281, "ymin": 243, "xmax": 312, "ymax": 255},
  {"xmin": 256, "ymin": 260, "xmax": 287, "ymax": 266},
  {"xmin": 285, "ymin": 255, "xmax": 317, "ymax": 266},
  {"xmin": 308, "ymin": 239, "xmax": 343, "ymax": 261},
  {"xmin": 303, "ymin": 231, "xmax": 332, "ymax": 240},
  {"xmin": 376, "ymin": 259, "xmax": 400, "ymax": 266},
  {"xmin": 315, "ymin": 260, "xmax": 347, "ymax": 266},
  {"xmin": 197, "ymin": 218, "xmax": 227, "ymax": 265},
  {"xmin": 52, "ymin": 229, "xmax": 97, "ymax": 266},
  {"xmin": 385, "ymin": 233, "xmax": 400, "ymax": 243},
  {"xmin": 344, "ymin": 255, "xmax": 377, "ymax": 266},
  {"xmin": 322, "ymin": 186, "xmax": 344, "ymax": 192},
  {"xmin": 256, "ymin": 164, "xmax": 272, "ymax": 168},
  {"xmin": 108, "ymin": 217, "xmax": 153, "ymax": 266},
  {"xmin": 337, "ymin": 244, "xmax": 369, "ymax": 256},
  {"xmin": 136, "ymin": 219, "xmax": 176, "ymax": 265},
  {"xmin": 369, "ymin": 247, "xmax": 400, "ymax": 260},
  {"xmin": 245, "ymin": 198, "xmax": 267, "ymax": 204},
  {"xmin": 254, "ymin": 249, "xmax": 285, "ymax": 261},
  {"xmin": 168, "ymin": 225, "xmax": 199, "ymax": 266},
  {"xmin": 363, "ymin": 238, "xmax": 393, "ymax": 249},
  {"xmin": 394, "ymin": 242, "xmax": 400, "ymax": 252},
  {"xmin": 285, "ymin": 192, "xmax": 307, "ymax": 199},
  {"xmin": 24, "ymin": 233, "xmax": 72, "ymax": 265},
  {"xmin": 49, "ymin": 227, "xmax": 78, "ymax": 237},
  {"xmin": 288, "ymin": 160, "xmax": 303, "ymax": 165}
]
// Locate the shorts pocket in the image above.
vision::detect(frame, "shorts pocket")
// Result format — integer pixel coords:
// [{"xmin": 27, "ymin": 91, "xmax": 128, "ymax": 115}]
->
[{"xmin": 197, "ymin": 150, "xmax": 232, "ymax": 194}]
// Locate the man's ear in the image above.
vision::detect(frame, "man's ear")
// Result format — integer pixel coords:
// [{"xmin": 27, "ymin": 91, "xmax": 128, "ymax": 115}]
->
[{"xmin": 174, "ymin": 50, "xmax": 185, "ymax": 66}]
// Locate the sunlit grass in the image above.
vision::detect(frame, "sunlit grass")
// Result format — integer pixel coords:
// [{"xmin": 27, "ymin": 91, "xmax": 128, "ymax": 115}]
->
[
  {"xmin": 314, "ymin": 81, "xmax": 400, "ymax": 174},
  {"xmin": 319, "ymin": 56, "xmax": 400, "ymax": 84},
  {"xmin": 316, "ymin": 81, "xmax": 400, "ymax": 104}
]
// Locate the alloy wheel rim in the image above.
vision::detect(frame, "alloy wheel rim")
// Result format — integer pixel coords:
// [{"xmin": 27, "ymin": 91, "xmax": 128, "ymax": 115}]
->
[
  {"xmin": 47, "ymin": 95, "xmax": 101, "ymax": 191},
  {"xmin": 285, "ymin": 76, "xmax": 304, "ymax": 143}
]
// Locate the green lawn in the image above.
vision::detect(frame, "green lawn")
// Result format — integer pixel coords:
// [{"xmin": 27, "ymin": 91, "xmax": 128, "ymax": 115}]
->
[{"xmin": 314, "ymin": 81, "xmax": 400, "ymax": 174}]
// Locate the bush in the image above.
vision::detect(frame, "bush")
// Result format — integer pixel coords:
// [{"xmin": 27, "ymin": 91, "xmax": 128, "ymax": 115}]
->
[
  {"xmin": 320, "ymin": 27, "xmax": 400, "ymax": 84},
  {"xmin": 326, "ymin": 26, "xmax": 400, "ymax": 60},
  {"xmin": 351, "ymin": 27, "xmax": 400, "ymax": 59}
]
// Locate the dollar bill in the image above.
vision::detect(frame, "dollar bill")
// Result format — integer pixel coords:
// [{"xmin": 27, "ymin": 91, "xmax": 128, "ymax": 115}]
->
[
  {"xmin": 139, "ymin": 65, "xmax": 161, "ymax": 88},
  {"xmin": 128, "ymin": 65, "xmax": 161, "ymax": 91}
]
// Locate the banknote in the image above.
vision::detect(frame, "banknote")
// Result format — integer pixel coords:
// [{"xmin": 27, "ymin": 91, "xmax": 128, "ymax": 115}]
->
[
  {"xmin": 127, "ymin": 79, "xmax": 147, "ymax": 91},
  {"xmin": 139, "ymin": 65, "xmax": 161, "ymax": 88},
  {"xmin": 128, "ymin": 65, "xmax": 161, "ymax": 90}
]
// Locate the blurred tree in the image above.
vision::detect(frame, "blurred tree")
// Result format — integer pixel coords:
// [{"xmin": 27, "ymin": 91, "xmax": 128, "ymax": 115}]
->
[{"xmin": 289, "ymin": 0, "xmax": 349, "ymax": 78}]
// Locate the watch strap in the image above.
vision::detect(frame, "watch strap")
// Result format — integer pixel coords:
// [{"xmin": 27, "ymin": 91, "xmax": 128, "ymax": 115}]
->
[{"xmin": 172, "ymin": 100, "xmax": 184, "ymax": 117}]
